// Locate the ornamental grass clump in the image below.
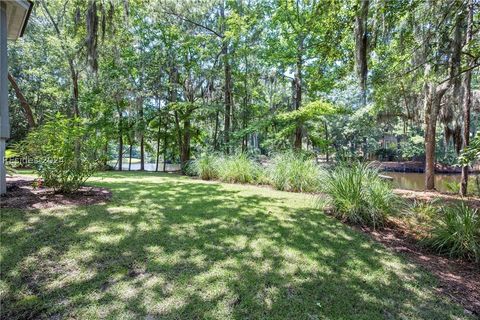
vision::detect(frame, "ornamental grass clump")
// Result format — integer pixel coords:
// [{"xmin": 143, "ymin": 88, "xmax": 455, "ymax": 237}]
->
[
  {"xmin": 192, "ymin": 153, "xmax": 220, "ymax": 180},
  {"xmin": 320, "ymin": 162, "xmax": 401, "ymax": 228},
  {"xmin": 217, "ymin": 153, "xmax": 261, "ymax": 184},
  {"xmin": 423, "ymin": 203, "xmax": 480, "ymax": 262},
  {"xmin": 268, "ymin": 152, "xmax": 320, "ymax": 192}
]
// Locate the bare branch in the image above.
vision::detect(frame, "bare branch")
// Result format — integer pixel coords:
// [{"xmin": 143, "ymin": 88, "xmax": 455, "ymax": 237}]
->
[
  {"xmin": 163, "ymin": 9, "xmax": 223, "ymax": 38},
  {"xmin": 439, "ymin": 61, "xmax": 480, "ymax": 85}
]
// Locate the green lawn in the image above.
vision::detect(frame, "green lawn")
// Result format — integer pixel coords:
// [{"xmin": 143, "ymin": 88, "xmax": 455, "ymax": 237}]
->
[{"xmin": 0, "ymin": 172, "xmax": 472, "ymax": 319}]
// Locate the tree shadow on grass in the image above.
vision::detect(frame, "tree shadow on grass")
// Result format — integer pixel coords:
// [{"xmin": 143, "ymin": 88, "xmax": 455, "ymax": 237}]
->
[{"xmin": 0, "ymin": 173, "xmax": 471, "ymax": 319}]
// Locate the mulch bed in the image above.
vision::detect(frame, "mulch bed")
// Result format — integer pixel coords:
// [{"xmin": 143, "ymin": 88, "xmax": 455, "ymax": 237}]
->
[
  {"xmin": 357, "ymin": 222, "xmax": 479, "ymax": 317},
  {"xmin": 348, "ymin": 190, "xmax": 480, "ymax": 316},
  {"xmin": 394, "ymin": 188, "xmax": 480, "ymax": 209},
  {"xmin": 1, "ymin": 176, "xmax": 111, "ymax": 210}
]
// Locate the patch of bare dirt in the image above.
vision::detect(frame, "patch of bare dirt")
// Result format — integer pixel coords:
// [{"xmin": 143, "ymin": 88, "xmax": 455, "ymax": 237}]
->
[
  {"xmin": 1, "ymin": 176, "xmax": 111, "ymax": 210},
  {"xmin": 356, "ymin": 220, "xmax": 480, "ymax": 317},
  {"xmin": 395, "ymin": 188, "xmax": 480, "ymax": 208}
]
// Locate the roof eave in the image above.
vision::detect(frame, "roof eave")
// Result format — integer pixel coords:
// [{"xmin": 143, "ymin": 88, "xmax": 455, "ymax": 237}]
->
[{"xmin": 19, "ymin": 0, "xmax": 33, "ymax": 38}]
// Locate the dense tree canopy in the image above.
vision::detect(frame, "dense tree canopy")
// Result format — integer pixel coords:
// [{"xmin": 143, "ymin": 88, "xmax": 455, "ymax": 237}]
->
[{"xmin": 8, "ymin": 0, "xmax": 480, "ymax": 192}]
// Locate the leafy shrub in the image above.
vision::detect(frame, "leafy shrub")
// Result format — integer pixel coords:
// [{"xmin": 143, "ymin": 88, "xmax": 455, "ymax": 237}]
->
[
  {"xmin": 443, "ymin": 177, "xmax": 480, "ymax": 196},
  {"xmin": 472, "ymin": 175, "xmax": 480, "ymax": 197},
  {"xmin": 423, "ymin": 203, "xmax": 480, "ymax": 262},
  {"xmin": 443, "ymin": 180, "xmax": 460, "ymax": 193},
  {"xmin": 217, "ymin": 153, "xmax": 261, "ymax": 184},
  {"xmin": 4, "ymin": 149, "xmax": 19, "ymax": 176},
  {"xmin": 320, "ymin": 162, "xmax": 401, "ymax": 228},
  {"xmin": 19, "ymin": 114, "xmax": 101, "ymax": 193},
  {"xmin": 268, "ymin": 152, "xmax": 320, "ymax": 192},
  {"xmin": 458, "ymin": 132, "xmax": 480, "ymax": 167},
  {"xmin": 400, "ymin": 135, "xmax": 425, "ymax": 160},
  {"xmin": 193, "ymin": 153, "xmax": 220, "ymax": 180},
  {"xmin": 374, "ymin": 148, "xmax": 399, "ymax": 161}
]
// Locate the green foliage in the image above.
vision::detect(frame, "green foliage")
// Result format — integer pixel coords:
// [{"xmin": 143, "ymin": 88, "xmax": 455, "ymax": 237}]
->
[
  {"xmin": 268, "ymin": 152, "xmax": 320, "ymax": 192},
  {"xmin": 443, "ymin": 177, "xmax": 480, "ymax": 196},
  {"xmin": 4, "ymin": 149, "xmax": 19, "ymax": 176},
  {"xmin": 400, "ymin": 135, "xmax": 425, "ymax": 160},
  {"xmin": 472, "ymin": 175, "xmax": 480, "ymax": 197},
  {"xmin": 408, "ymin": 199, "xmax": 440, "ymax": 223},
  {"xmin": 459, "ymin": 132, "xmax": 480, "ymax": 167},
  {"xmin": 443, "ymin": 180, "xmax": 460, "ymax": 194},
  {"xmin": 7, "ymin": 0, "xmax": 480, "ymax": 179},
  {"xmin": 424, "ymin": 203, "xmax": 480, "ymax": 262},
  {"xmin": 276, "ymin": 100, "xmax": 336, "ymax": 123},
  {"xmin": 320, "ymin": 162, "xmax": 401, "ymax": 228},
  {"xmin": 19, "ymin": 114, "xmax": 101, "ymax": 193},
  {"xmin": 217, "ymin": 153, "xmax": 261, "ymax": 184},
  {"xmin": 192, "ymin": 153, "xmax": 220, "ymax": 180},
  {"xmin": 374, "ymin": 148, "xmax": 399, "ymax": 161}
]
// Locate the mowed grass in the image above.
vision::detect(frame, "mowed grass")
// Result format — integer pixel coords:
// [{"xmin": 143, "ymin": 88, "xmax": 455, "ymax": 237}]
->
[{"xmin": 0, "ymin": 172, "xmax": 473, "ymax": 319}]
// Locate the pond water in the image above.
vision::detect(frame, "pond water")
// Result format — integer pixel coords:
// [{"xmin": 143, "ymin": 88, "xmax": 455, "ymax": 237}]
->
[
  {"xmin": 384, "ymin": 172, "xmax": 463, "ymax": 192},
  {"xmin": 114, "ymin": 162, "xmax": 181, "ymax": 172}
]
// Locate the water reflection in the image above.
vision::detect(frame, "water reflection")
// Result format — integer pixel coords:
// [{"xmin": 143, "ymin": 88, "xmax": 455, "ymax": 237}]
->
[{"xmin": 385, "ymin": 172, "xmax": 477, "ymax": 193}]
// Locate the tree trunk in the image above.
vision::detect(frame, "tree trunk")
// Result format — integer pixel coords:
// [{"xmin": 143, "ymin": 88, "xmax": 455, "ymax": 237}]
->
[
  {"xmin": 139, "ymin": 97, "xmax": 145, "ymax": 171},
  {"xmin": 354, "ymin": 0, "xmax": 369, "ymax": 106},
  {"xmin": 163, "ymin": 133, "xmax": 167, "ymax": 172},
  {"xmin": 128, "ymin": 143, "xmax": 133, "ymax": 171},
  {"xmin": 181, "ymin": 118, "xmax": 191, "ymax": 167},
  {"xmin": 140, "ymin": 135, "xmax": 145, "ymax": 171},
  {"xmin": 169, "ymin": 65, "xmax": 182, "ymax": 166},
  {"xmin": 103, "ymin": 141, "xmax": 108, "ymax": 167},
  {"xmin": 242, "ymin": 55, "xmax": 249, "ymax": 153},
  {"xmin": 71, "ymin": 66, "xmax": 81, "ymax": 169},
  {"xmin": 7, "ymin": 72, "xmax": 35, "ymax": 128},
  {"xmin": 117, "ymin": 108, "xmax": 123, "ymax": 171},
  {"xmin": 364, "ymin": 137, "xmax": 368, "ymax": 160},
  {"xmin": 424, "ymin": 84, "xmax": 448, "ymax": 190},
  {"xmin": 40, "ymin": 1, "xmax": 80, "ymax": 117},
  {"xmin": 293, "ymin": 38, "xmax": 304, "ymax": 150},
  {"xmin": 174, "ymin": 111, "xmax": 183, "ymax": 160},
  {"xmin": 213, "ymin": 109, "xmax": 219, "ymax": 150},
  {"xmin": 155, "ymin": 124, "xmax": 161, "ymax": 172},
  {"xmin": 220, "ymin": 4, "xmax": 232, "ymax": 154},
  {"xmin": 223, "ymin": 46, "xmax": 232, "ymax": 154},
  {"xmin": 242, "ymin": 101, "xmax": 248, "ymax": 152},
  {"xmin": 460, "ymin": 0, "xmax": 473, "ymax": 196},
  {"xmin": 324, "ymin": 121, "xmax": 329, "ymax": 162},
  {"xmin": 71, "ymin": 65, "xmax": 80, "ymax": 117}
]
